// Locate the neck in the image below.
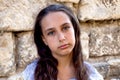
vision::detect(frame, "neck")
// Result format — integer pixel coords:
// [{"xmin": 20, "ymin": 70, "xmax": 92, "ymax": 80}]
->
[
  {"xmin": 57, "ymin": 53, "xmax": 73, "ymax": 69},
  {"xmin": 56, "ymin": 53, "xmax": 75, "ymax": 80}
]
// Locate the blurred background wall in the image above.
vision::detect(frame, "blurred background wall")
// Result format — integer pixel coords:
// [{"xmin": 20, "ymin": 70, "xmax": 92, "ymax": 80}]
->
[{"xmin": 0, "ymin": 0, "xmax": 120, "ymax": 80}]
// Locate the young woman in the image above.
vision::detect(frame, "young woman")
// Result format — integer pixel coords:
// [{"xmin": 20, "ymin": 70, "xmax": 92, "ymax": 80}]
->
[{"xmin": 22, "ymin": 4, "xmax": 103, "ymax": 80}]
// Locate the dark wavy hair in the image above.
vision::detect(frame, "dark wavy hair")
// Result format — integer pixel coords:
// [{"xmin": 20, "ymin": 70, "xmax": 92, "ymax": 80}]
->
[{"xmin": 34, "ymin": 4, "xmax": 88, "ymax": 80}]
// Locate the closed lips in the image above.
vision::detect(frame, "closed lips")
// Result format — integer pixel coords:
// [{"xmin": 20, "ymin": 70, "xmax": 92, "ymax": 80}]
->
[{"xmin": 58, "ymin": 44, "xmax": 69, "ymax": 49}]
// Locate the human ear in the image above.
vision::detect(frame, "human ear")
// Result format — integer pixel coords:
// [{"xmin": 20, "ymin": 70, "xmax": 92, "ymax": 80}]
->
[{"xmin": 42, "ymin": 36, "xmax": 48, "ymax": 45}]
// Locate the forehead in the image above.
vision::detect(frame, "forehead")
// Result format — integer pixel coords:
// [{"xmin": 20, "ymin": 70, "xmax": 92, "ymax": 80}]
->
[
  {"xmin": 41, "ymin": 11, "xmax": 71, "ymax": 28},
  {"xmin": 43, "ymin": 11, "xmax": 70, "ymax": 21}
]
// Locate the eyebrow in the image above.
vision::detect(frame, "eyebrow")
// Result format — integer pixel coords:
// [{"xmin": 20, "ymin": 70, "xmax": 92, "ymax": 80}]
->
[
  {"xmin": 44, "ymin": 22, "xmax": 71, "ymax": 33},
  {"xmin": 44, "ymin": 27, "xmax": 54, "ymax": 34},
  {"xmin": 61, "ymin": 23, "xmax": 70, "ymax": 27}
]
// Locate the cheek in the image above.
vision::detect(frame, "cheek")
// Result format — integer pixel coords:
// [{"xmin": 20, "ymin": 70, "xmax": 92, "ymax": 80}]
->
[
  {"xmin": 71, "ymin": 34, "xmax": 75, "ymax": 44},
  {"xmin": 46, "ymin": 38, "xmax": 57, "ymax": 48},
  {"xmin": 68, "ymin": 29, "xmax": 75, "ymax": 40},
  {"xmin": 69, "ymin": 30, "xmax": 76, "ymax": 45}
]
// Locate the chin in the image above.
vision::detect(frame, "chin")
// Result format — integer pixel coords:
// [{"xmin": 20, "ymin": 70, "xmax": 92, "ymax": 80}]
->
[{"xmin": 60, "ymin": 50, "xmax": 73, "ymax": 56}]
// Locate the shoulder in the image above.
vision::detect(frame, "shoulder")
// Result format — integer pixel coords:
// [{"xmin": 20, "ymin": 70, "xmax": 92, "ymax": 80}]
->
[
  {"xmin": 22, "ymin": 59, "xmax": 38, "ymax": 80},
  {"xmin": 84, "ymin": 61, "xmax": 104, "ymax": 80}
]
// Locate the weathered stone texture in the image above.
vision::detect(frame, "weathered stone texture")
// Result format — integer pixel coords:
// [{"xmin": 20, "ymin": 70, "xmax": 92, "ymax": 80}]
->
[
  {"xmin": 0, "ymin": 0, "xmax": 120, "ymax": 79},
  {"xmin": 89, "ymin": 21, "xmax": 120, "ymax": 56},
  {"xmin": 0, "ymin": 0, "xmax": 55, "ymax": 31},
  {"xmin": 108, "ymin": 59, "xmax": 120, "ymax": 67},
  {"xmin": 81, "ymin": 31, "xmax": 89, "ymax": 60},
  {"xmin": 78, "ymin": 0, "xmax": 120, "ymax": 21},
  {"xmin": 0, "ymin": 32, "xmax": 15, "ymax": 76},
  {"xmin": 0, "ymin": 78, "xmax": 7, "ymax": 80},
  {"xmin": 56, "ymin": 0, "xmax": 80, "ymax": 3},
  {"xmin": 16, "ymin": 32, "xmax": 38, "ymax": 68},
  {"xmin": 80, "ymin": 20, "xmax": 120, "ymax": 79},
  {"xmin": 7, "ymin": 72, "xmax": 24, "ymax": 80},
  {"xmin": 92, "ymin": 62, "xmax": 110, "ymax": 78},
  {"xmin": 88, "ymin": 56, "xmax": 120, "ymax": 79},
  {"xmin": 88, "ymin": 55, "xmax": 120, "ymax": 63},
  {"xmin": 108, "ymin": 59, "xmax": 120, "ymax": 77}
]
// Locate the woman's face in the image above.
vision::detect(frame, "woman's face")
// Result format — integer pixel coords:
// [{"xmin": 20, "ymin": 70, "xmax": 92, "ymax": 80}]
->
[{"xmin": 41, "ymin": 11, "xmax": 75, "ymax": 58}]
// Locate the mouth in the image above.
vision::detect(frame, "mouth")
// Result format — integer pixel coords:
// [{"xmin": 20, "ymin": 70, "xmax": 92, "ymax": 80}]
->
[{"xmin": 58, "ymin": 44, "xmax": 69, "ymax": 49}]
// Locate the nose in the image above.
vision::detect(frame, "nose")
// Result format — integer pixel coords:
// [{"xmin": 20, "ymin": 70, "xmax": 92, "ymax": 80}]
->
[{"xmin": 58, "ymin": 32, "xmax": 65, "ymax": 42}]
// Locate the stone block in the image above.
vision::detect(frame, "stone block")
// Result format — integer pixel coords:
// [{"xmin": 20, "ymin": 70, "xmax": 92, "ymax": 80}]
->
[
  {"xmin": 78, "ymin": 0, "xmax": 120, "ymax": 21},
  {"xmin": 89, "ymin": 21, "xmax": 120, "ymax": 56},
  {"xmin": 81, "ymin": 31, "xmax": 89, "ymax": 60},
  {"xmin": 56, "ymin": 0, "xmax": 80, "ymax": 3},
  {"xmin": 109, "ymin": 66, "xmax": 120, "ymax": 78},
  {"xmin": 0, "ymin": 0, "xmax": 55, "ymax": 31},
  {"xmin": 16, "ymin": 32, "xmax": 38, "ymax": 68},
  {"xmin": 108, "ymin": 59, "xmax": 120, "ymax": 67},
  {"xmin": 7, "ymin": 72, "xmax": 24, "ymax": 80},
  {"xmin": 108, "ymin": 59, "xmax": 120, "ymax": 77},
  {"xmin": 0, "ymin": 78, "xmax": 7, "ymax": 80},
  {"xmin": 0, "ymin": 32, "xmax": 15, "ymax": 76},
  {"xmin": 88, "ymin": 55, "xmax": 120, "ymax": 63},
  {"xmin": 92, "ymin": 62, "xmax": 110, "ymax": 78}
]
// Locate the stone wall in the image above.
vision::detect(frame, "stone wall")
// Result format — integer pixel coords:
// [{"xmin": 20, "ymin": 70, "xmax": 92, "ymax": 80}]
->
[{"xmin": 0, "ymin": 0, "xmax": 120, "ymax": 80}]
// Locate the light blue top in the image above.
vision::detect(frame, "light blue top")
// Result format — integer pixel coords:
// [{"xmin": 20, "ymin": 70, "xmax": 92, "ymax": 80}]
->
[{"xmin": 22, "ymin": 59, "xmax": 103, "ymax": 80}]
